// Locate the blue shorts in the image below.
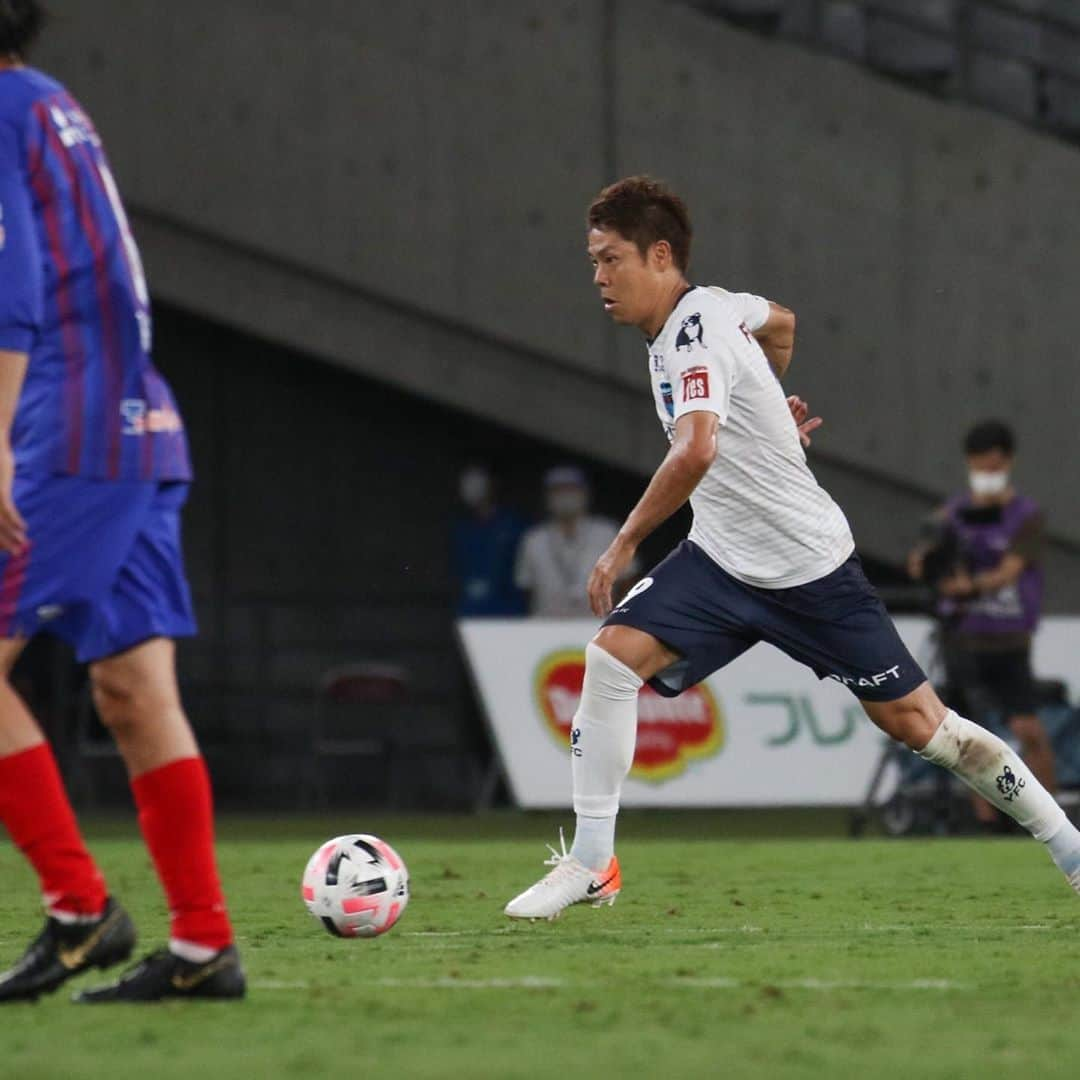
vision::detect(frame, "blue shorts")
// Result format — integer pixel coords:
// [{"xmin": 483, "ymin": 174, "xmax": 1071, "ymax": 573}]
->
[
  {"xmin": 605, "ymin": 541, "xmax": 926, "ymax": 703},
  {"xmin": 0, "ymin": 474, "xmax": 196, "ymax": 663}
]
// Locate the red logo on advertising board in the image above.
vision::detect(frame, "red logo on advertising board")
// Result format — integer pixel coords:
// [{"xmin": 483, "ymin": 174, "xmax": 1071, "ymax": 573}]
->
[
  {"xmin": 681, "ymin": 366, "xmax": 710, "ymax": 403},
  {"xmin": 534, "ymin": 650, "xmax": 724, "ymax": 782}
]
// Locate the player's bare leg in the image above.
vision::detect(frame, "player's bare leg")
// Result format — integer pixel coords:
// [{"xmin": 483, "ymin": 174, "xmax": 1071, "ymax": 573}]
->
[
  {"xmin": 0, "ymin": 638, "xmax": 135, "ymax": 1003},
  {"xmin": 505, "ymin": 625, "xmax": 672, "ymax": 919},
  {"xmin": 862, "ymin": 683, "xmax": 1080, "ymax": 892},
  {"xmin": 74, "ymin": 637, "xmax": 243, "ymax": 1002},
  {"xmin": 88, "ymin": 636, "xmax": 198, "ymax": 775},
  {"xmin": 0, "ymin": 638, "xmax": 41, "ymax": 755}
]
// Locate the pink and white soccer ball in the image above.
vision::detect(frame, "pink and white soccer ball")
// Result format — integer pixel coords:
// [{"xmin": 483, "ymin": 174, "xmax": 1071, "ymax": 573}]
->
[{"xmin": 301, "ymin": 834, "xmax": 409, "ymax": 938}]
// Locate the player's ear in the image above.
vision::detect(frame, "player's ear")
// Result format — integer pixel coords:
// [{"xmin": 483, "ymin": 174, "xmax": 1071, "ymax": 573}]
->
[{"xmin": 649, "ymin": 239, "xmax": 672, "ymax": 270}]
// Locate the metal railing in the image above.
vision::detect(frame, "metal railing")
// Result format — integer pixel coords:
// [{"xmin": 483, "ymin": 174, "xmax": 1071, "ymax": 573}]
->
[{"xmin": 689, "ymin": 0, "xmax": 1080, "ymax": 141}]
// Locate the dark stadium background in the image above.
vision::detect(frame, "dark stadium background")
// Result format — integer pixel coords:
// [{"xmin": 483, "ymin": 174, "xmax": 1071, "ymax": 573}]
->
[{"xmin": 18, "ymin": 0, "xmax": 1080, "ymax": 811}]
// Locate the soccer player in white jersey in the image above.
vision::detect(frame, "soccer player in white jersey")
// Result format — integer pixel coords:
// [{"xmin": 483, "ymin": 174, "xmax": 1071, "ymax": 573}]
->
[{"xmin": 504, "ymin": 175, "xmax": 1080, "ymax": 919}]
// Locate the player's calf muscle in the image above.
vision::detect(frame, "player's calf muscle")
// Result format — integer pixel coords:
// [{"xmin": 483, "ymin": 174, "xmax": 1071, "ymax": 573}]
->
[{"xmin": 860, "ymin": 682, "xmax": 945, "ymax": 750}]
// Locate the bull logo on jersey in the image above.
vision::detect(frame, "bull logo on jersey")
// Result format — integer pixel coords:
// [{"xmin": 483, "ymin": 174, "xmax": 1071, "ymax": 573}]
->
[{"xmin": 675, "ymin": 312, "xmax": 705, "ymax": 351}]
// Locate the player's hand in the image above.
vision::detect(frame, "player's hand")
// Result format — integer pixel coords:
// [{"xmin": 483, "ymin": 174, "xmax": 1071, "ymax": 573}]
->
[
  {"xmin": 939, "ymin": 571, "xmax": 976, "ymax": 598},
  {"xmin": 588, "ymin": 538, "xmax": 637, "ymax": 618},
  {"xmin": 786, "ymin": 395, "xmax": 823, "ymax": 447},
  {"xmin": 906, "ymin": 548, "xmax": 926, "ymax": 581},
  {"xmin": 0, "ymin": 443, "xmax": 27, "ymax": 555}
]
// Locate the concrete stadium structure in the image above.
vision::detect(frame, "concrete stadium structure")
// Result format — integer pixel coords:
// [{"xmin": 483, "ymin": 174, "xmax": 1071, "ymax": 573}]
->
[{"xmin": 35, "ymin": 0, "xmax": 1080, "ymax": 603}]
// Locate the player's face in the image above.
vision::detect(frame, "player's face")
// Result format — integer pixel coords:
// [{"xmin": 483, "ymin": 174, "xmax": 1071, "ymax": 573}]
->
[{"xmin": 587, "ymin": 228, "xmax": 666, "ymax": 328}]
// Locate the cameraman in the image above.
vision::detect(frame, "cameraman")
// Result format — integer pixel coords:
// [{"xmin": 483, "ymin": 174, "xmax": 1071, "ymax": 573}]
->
[{"xmin": 908, "ymin": 420, "xmax": 1056, "ymax": 824}]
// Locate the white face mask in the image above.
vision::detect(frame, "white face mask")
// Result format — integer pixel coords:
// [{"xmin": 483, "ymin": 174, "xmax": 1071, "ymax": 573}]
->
[
  {"xmin": 547, "ymin": 489, "xmax": 587, "ymax": 519},
  {"xmin": 969, "ymin": 470, "xmax": 1010, "ymax": 497},
  {"xmin": 460, "ymin": 469, "xmax": 491, "ymax": 508}
]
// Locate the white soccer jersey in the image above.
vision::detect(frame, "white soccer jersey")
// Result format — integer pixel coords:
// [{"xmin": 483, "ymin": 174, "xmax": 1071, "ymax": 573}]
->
[{"xmin": 648, "ymin": 285, "xmax": 854, "ymax": 588}]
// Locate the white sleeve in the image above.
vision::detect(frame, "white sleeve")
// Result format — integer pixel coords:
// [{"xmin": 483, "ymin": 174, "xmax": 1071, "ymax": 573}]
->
[
  {"xmin": 707, "ymin": 286, "xmax": 770, "ymax": 332},
  {"xmin": 671, "ymin": 328, "xmax": 737, "ymax": 426}
]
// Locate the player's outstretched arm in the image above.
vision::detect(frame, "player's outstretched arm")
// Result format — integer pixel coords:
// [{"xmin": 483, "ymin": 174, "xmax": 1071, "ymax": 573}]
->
[
  {"xmin": 587, "ymin": 412, "xmax": 717, "ymax": 616},
  {"xmin": 754, "ymin": 302, "xmax": 796, "ymax": 378}
]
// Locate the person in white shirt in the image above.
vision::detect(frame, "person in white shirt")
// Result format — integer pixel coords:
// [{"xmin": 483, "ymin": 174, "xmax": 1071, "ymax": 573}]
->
[
  {"xmin": 504, "ymin": 174, "xmax": 1080, "ymax": 920},
  {"xmin": 514, "ymin": 466, "xmax": 627, "ymax": 618}
]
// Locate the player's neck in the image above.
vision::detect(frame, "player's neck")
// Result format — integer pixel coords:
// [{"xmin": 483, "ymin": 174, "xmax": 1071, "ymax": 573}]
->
[
  {"xmin": 0, "ymin": 56, "xmax": 24, "ymax": 72},
  {"xmin": 640, "ymin": 278, "xmax": 692, "ymax": 339}
]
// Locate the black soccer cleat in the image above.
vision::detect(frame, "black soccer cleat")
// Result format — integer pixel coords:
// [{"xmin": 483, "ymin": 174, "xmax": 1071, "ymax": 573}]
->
[
  {"xmin": 0, "ymin": 896, "xmax": 136, "ymax": 1003},
  {"xmin": 73, "ymin": 944, "xmax": 246, "ymax": 1003}
]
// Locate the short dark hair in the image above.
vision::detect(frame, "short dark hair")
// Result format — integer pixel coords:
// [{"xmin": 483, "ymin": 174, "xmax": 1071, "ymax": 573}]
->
[
  {"xmin": 0, "ymin": 0, "xmax": 46, "ymax": 57},
  {"xmin": 964, "ymin": 419, "xmax": 1015, "ymax": 456},
  {"xmin": 587, "ymin": 175, "xmax": 693, "ymax": 272}
]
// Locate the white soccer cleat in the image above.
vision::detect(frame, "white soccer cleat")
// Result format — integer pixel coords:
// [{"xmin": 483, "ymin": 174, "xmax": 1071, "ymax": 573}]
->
[
  {"xmin": 503, "ymin": 831, "xmax": 621, "ymax": 921},
  {"xmin": 1067, "ymin": 867, "xmax": 1080, "ymax": 897}
]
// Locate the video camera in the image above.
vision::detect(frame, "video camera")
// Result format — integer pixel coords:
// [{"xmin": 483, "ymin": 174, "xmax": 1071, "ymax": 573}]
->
[{"xmin": 918, "ymin": 505, "xmax": 1003, "ymax": 588}]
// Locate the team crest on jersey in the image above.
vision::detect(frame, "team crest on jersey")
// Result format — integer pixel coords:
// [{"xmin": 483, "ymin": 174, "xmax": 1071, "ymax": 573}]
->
[
  {"xmin": 680, "ymin": 366, "xmax": 710, "ymax": 403},
  {"xmin": 675, "ymin": 312, "xmax": 705, "ymax": 351}
]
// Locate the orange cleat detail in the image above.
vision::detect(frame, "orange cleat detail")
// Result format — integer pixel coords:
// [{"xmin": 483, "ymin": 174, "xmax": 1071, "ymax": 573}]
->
[{"xmin": 586, "ymin": 856, "xmax": 621, "ymax": 907}]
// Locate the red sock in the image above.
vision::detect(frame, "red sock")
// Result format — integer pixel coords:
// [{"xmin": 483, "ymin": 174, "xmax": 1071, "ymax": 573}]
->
[
  {"xmin": 0, "ymin": 743, "xmax": 107, "ymax": 918},
  {"xmin": 131, "ymin": 756, "xmax": 233, "ymax": 951}
]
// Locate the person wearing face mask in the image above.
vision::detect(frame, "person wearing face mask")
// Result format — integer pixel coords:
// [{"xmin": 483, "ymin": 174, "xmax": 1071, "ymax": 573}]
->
[
  {"xmin": 514, "ymin": 466, "xmax": 632, "ymax": 617},
  {"xmin": 909, "ymin": 419, "xmax": 1055, "ymax": 825},
  {"xmin": 451, "ymin": 466, "xmax": 528, "ymax": 617}
]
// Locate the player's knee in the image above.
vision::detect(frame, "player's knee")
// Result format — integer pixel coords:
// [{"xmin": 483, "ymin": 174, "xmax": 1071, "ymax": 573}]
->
[
  {"xmin": 865, "ymin": 690, "xmax": 945, "ymax": 750},
  {"xmin": 89, "ymin": 669, "xmax": 169, "ymax": 736}
]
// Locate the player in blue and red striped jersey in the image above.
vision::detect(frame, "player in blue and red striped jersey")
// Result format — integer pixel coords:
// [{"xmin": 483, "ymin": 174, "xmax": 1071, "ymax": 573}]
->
[{"xmin": 0, "ymin": 1, "xmax": 244, "ymax": 1002}]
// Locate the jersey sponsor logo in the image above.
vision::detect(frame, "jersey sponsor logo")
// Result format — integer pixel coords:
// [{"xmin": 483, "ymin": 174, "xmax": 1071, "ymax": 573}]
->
[
  {"xmin": 659, "ymin": 381, "xmax": 675, "ymax": 418},
  {"xmin": 535, "ymin": 648, "xmax": 725, "ymax": 782},
  {"xmin": 48, "ymin": 101, "xmax": 100, "ymax": 149},
  {"xmin": 680, "ymin": 366, "xmax": 710, "ymax": 403},
  {"xmin": 827, "ymin": 664, "xmax": 902, "ymax": 690},
  {"xmin": 120, "ymin": 399, "xmax": 184, "ymax": 437},
  {"xmin": 675, "ymin": 312, "xmax": 705, "ymax": 351}
]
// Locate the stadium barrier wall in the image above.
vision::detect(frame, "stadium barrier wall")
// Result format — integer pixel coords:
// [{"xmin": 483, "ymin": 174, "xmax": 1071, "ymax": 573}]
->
[{"xmin": 460, "ymin": 616, "xmax": 1080, "ymax": 808}]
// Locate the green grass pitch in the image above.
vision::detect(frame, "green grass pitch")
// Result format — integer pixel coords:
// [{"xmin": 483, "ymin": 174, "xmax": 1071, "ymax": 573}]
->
[{"xmin": 1, "ymin": 811, "xmax": 1078, "ymax": 1079}]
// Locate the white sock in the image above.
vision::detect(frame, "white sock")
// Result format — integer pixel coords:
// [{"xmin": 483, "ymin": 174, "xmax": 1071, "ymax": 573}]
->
[
  {"xmin": 169, "ymin": 938, "xmax": 219, "ymax": 963},
  {"xmin": 569, "ymin": 642, "xmax": 642, "ymax": 871},
  {"xmin": 48, "ymin": 907, "xmax": 104, "ymax": 926},
  {"xmin": 571, "ymin": 815, "xmax": 617, "ymax": 872},
  {"xmin": 919, "ymin": 710, "xmax": 1080, "ymax": 874}
]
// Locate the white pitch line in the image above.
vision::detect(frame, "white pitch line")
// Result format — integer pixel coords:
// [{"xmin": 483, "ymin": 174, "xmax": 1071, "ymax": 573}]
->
[
  {"xmin": 251, "ymin": 975, "xmax": 966, "ymax": 992},
  {"xmin": 669, "ymin": 977, "xmax": 965, "ymax": 991},
  {"xmin": 377, "ymin": 976, "xmax": 566, "ymax": 990}
]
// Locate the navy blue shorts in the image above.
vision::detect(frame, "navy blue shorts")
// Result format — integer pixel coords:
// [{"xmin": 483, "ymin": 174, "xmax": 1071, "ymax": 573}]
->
[
  {"xmin": 605, "ymin": 541, "xmax": 925, "ymax": 703},
  {"xmin": 0, "ymin": 475, "xmax": 197, "ymax": 663}
]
